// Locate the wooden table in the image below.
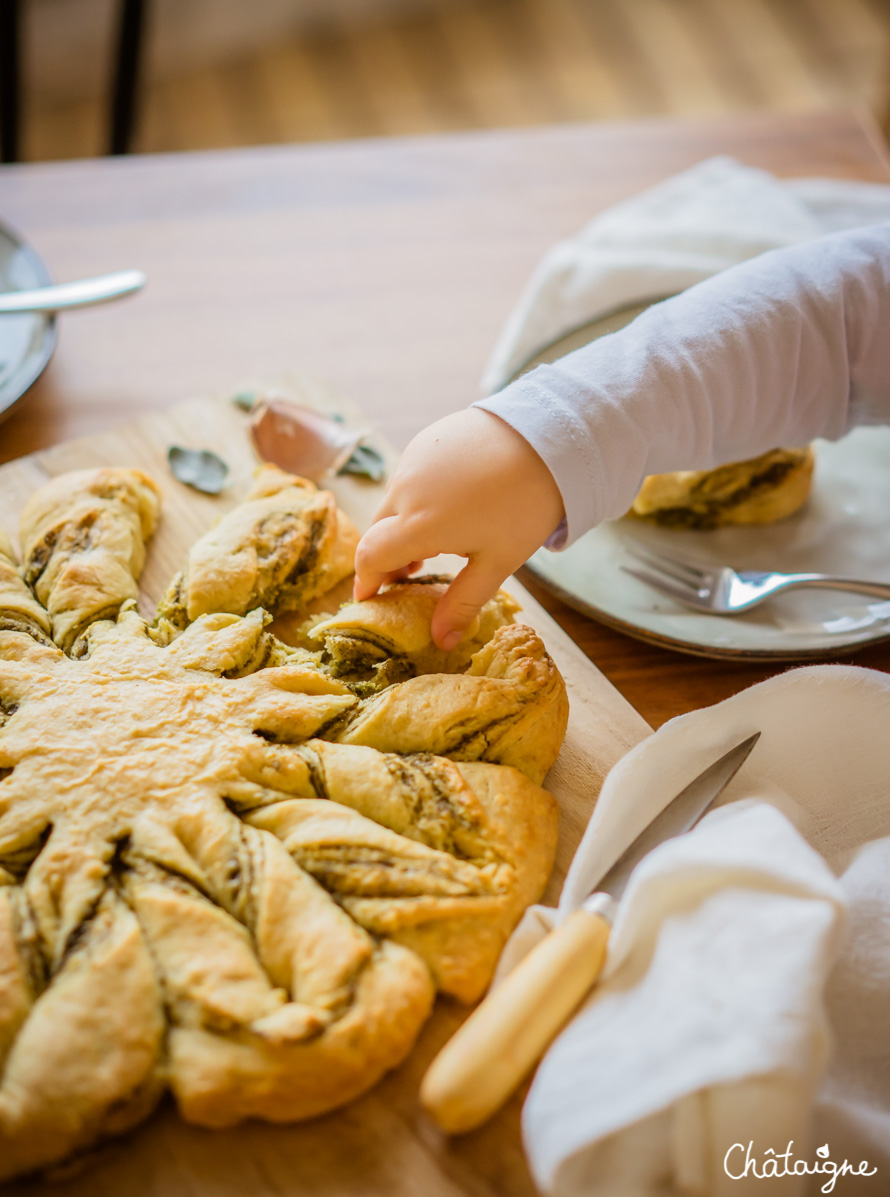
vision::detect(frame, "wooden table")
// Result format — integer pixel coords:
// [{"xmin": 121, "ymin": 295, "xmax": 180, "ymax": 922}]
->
[{"xmin": 2, "ymin": 110, "xmax": 889, "ymax": 727}]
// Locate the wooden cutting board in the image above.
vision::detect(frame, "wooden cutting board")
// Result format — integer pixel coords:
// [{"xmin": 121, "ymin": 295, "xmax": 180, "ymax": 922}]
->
[{"xmin": 0, "ymin": 387, "xmax": 651, "ymax": 1197}]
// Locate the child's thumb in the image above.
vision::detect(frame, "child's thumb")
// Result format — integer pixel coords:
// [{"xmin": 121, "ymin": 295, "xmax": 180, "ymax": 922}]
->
[{"xmin": 431, "ymin": 559, "xmax": 507, "ymax": 652}]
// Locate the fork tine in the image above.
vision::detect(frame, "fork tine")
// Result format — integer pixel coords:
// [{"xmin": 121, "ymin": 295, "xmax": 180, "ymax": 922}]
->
[
  {"xmin": 630, "ymin": 552, "xmax": 703, "ymax": 587},
  {"xmin": 620, "ymin": 565, "xmax": 712, "ymax": 611},
  {"xmin": 622, "ymin": 537, "xmax": 711, "ymax": 575},
  {"xmin": 623, "ymin": 541, "xmax": 708, "ymax": 585}
]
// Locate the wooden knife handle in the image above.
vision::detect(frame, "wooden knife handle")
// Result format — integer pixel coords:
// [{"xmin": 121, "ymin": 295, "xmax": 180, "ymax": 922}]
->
[{"xmin": 419, "ymin": 904, "xmax": 612, "ymax": 1134}]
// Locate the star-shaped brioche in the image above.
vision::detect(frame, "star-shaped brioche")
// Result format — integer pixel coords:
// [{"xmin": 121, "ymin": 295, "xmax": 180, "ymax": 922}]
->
[{"xmin": 0, "ymin": 466, "xmax": 564, "ymax": 1182}]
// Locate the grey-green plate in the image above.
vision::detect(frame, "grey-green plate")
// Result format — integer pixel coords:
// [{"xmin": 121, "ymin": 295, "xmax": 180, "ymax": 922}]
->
[
  {"xmin": 519, "ymin": 302, "xmax": 890, "ymax": 661},
  {"xmin": 0, "ymin": 220, "xmax": 57, "ymax": 425}
]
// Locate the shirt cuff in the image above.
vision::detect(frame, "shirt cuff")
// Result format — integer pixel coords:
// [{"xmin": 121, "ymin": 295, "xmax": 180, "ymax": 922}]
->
[{"xmin": 473, "ymin": 373, "xmax": 605, "ymax": 549}]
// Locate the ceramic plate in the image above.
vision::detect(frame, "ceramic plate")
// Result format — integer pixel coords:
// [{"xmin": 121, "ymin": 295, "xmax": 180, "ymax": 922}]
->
[
  {"xmin": 519, "ymin": 305, "xmax": 890, "ymax": 661},
  {"xmin": 0, "ymin": 220, "xmax": 56, "ymax": 424}
]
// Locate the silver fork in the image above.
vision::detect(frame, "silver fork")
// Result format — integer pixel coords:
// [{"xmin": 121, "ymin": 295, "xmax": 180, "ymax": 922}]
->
[{"xmin": 621, "ymin": 544, "xmax": 890, "ymax": 615}]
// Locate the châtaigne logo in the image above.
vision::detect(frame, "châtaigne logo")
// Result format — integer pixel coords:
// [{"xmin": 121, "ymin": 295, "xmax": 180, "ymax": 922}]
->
[{"xmin": 724, "ymin": 1141, "xmax": 877, "ymax": 1193}]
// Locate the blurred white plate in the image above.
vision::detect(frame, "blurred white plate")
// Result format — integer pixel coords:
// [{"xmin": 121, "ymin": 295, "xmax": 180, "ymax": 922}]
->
[
  {"xmin": 519, "ymin": 305, "xmax": 890, "ymax": 661},
  {"xmin": 0, "ymin": 220, "xmax": 57, "ymax": 425}
]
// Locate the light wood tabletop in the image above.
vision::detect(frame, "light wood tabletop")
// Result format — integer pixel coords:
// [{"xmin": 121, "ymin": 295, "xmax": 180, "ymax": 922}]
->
[{"xmin": 2, "ymin": 110, "xmax": 890, "ymax": 728}]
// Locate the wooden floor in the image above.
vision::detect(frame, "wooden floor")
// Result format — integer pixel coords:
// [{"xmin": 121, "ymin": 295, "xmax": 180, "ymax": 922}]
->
[{"xmin": 25, "ymin": 0, "xmax": 890, "ymax": 161}]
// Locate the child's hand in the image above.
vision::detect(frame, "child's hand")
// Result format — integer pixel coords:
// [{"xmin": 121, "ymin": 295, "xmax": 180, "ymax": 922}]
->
[{"xmin": 354, "ymin": 408, "xmax": 564, "ymax": 650}]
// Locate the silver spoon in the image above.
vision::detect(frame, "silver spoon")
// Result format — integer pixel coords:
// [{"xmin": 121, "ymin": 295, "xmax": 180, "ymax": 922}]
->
[{"xmin": 0, "ymin": 269, "xmax": 146, "ymax": 314}]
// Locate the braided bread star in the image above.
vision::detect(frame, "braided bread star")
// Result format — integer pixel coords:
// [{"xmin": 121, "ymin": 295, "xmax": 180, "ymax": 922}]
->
[{"xmin": 0, "ymin": 467, "xmax": 563, "ymax": 1181}]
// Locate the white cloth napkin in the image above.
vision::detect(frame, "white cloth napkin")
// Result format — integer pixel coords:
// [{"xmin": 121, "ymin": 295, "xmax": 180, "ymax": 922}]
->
[
  {"xmin": 504, "ymin": 664, "xmax": 890, "ymax": 1196},
  {"xmin": 481, "ymin": 157, "xmax": 890, "ymax": 394}
]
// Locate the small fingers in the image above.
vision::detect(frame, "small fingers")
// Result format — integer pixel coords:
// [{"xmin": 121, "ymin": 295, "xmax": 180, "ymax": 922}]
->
[
  {"xmin": 353, "ymin": 516, "xmax": 435, "ymax": 601},
  {"xmin": 353, "ymin": 562, "xmax": 425, "ymax": 602},
  {"xmin": 353, "ymin": 574, "xmax": 383, "ymax": 603},
  {"xmin": 380, "ymin": 560, "xmax": 425, "ymax": 585},
  {"xmin": 430, "ymin": 559, "xmax": 509, "ymax": 651}
]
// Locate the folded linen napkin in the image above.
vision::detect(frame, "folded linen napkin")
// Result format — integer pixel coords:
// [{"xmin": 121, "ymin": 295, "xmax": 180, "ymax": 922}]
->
[
  {"xmin": 503, "ymin": 665, "xmax": 890, "ymax": 1196},
  {"xmin": 481, "ymin": 157, "xmax": 890, "ymax": 394}
]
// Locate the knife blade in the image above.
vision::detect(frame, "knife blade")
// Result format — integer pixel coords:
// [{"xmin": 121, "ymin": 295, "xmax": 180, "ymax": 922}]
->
[{"xmin": 420, "ymin": 731, "xmax": 760, "ymax": 1134}]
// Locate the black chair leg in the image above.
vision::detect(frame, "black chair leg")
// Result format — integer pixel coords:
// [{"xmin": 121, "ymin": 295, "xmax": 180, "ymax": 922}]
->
[
  {"xmin": 0, "ymin": 0, "xmax": 21, "ymax": 163},
  {"xmin": 109, "ymin": 0, "xmax": 148, "ymax": 155}
]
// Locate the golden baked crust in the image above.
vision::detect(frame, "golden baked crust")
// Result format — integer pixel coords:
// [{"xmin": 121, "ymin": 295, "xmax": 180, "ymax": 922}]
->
[
  {"xmin": 307, "ymin": 577, "xmax": 521, "ymax": 690},
  {"xmin": 157, "ymin": 465, "xmax": 359, "ymax": 631},
  {"xmin": 0, "ymin": 610, "xmax": 435, "ymax": 1177},
  {"xmin": 321, "ymin": 619, "xmax": 568, "ymax": 786},
  {"xmin": 0, "ymin": 472, "xmax": 565, "ymax": 1180},
  {"xmin": 629, "ymin": 446, "xmax": 815, "ymax": 529},
  {"xmin": 241, "ymin": 741, "xmax": 557, "ymax": 1002},
  {"xmin": 18, "ymin": 468, "xmax": 160, "ymax": 654},
  {"xmin": 0, "ymin": 532, "xmax": 53, "ymax": 646}
]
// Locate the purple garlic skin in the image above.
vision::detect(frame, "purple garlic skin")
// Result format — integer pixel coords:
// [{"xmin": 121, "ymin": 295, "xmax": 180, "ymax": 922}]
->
[{"xmin": 250, "ymin": 398, "xmax": 362, "ymax": 482}]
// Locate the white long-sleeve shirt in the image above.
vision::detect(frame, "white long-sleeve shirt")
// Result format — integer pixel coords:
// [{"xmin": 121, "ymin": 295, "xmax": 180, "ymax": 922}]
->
[{"xmin": 474, "ymin": 223, "xmax": 890, "ymax": 548}]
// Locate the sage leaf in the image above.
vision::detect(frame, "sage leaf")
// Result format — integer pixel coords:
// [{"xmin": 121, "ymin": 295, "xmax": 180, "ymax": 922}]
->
[
  {"xmin": 338, "ymin": 443, "xmax": 386, "ymax": 483},
  {"xmin": 168, "ymin": 446, "xmax": 230, "ymax": 495}
]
